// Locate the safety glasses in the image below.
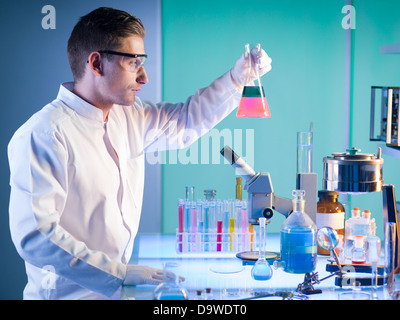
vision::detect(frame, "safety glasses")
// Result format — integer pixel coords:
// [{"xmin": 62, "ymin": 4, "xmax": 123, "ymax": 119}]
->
[{"xmin": 98, "ymin": 50, "xmax": 147, "ymax": 72}]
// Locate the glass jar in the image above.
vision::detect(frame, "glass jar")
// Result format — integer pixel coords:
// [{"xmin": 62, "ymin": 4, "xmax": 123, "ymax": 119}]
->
[
  {"xmin": 316, "ymin": 190, "xmax": 345, "ymax": 255},
  {"xmin": 280, "ymin": 190, "xmax": 317, "ymax": 273}
]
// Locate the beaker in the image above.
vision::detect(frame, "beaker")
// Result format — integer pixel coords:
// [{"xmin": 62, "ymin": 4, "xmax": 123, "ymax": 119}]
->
[
  {"xmin": 236, "ymin": 43, "xmax": 270, "ymax": 118},
  {"xmin": 153, "ymin": 262, "xmax": 188, "ymax": 300}
]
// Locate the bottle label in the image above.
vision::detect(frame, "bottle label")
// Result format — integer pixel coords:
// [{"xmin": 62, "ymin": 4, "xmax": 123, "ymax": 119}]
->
[{"xmin": 316, "ymin": 212, "xmax": 345, "ymax": 229}]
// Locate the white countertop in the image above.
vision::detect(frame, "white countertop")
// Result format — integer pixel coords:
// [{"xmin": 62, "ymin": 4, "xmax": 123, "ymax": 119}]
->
[{"xmin": 122, "ymin": 233, "xmax": 393, "ymax": 300}]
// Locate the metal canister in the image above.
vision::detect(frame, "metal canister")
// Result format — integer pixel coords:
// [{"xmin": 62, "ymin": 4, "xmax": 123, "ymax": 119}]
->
[{"xmin": 322, "ymin": 147, "xmax": 383, "ymax": 194}]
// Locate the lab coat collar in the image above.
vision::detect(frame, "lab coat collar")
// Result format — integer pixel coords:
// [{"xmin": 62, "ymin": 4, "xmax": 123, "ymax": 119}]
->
[{"xmin": 57, "ymin": 82, "xmax": 105, "ymax": 124}]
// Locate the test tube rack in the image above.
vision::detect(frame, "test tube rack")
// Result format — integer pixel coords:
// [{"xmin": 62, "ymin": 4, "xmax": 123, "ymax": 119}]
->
[
  {"xmin": 176, "ymin": 198, "xmax": 256, "ymax": 254},
  {"xmin": 175, "ymin": 230, "xmax": 255, "ymax": 254}
]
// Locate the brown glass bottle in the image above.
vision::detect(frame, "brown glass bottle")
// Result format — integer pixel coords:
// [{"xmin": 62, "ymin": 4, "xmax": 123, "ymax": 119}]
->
[{"xmin": 316, "ymin": 190, "xmax": 345, "ymax": 255}]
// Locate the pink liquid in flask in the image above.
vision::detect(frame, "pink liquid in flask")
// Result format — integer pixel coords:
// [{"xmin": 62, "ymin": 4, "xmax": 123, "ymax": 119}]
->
[{"xmin": 236, "ymin": 86, "xmax": 270, "ymax": 118}]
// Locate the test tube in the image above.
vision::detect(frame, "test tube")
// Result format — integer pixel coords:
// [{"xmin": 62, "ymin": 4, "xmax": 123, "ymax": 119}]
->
[
  {"xmin": 236, "ymin": 177, "xmax": 242, "ymax": 201},
  {"xmin": 184, "ymin": 200, "xmax": 191, "ymax": 233},
  {"xmin": 183, "ymin": 200, "xmax": 191, "ymax": 253},
  {"xmin": 223, "ymin": 200, "xmax": 230, "ymax": 252},
  {"xmin": 235, "ymin": 200, "xmax": 242, "ymax": 231},
  {"xmin": 249, "ymin": 224, "xmax": 254, "ymax": 251},
  {"xmin": 196, "ymin": 200, "xmax": 203, "ymax": 232},
  {"xmin": 229, "ymin": 204, "xmax": 235, "ymax": 252},
  {"xmin": 216, "ymin": 201, "xmax": 223, "ymax": 252},
  {"xmin": 209, "ymin": 201, "xmax": 216, "ymax": 251},
  {"xmin": 203, "ymin": 202, "xmax": 210, "ymax": 251},
  {"xmin": 186, "ymin": 186, "xmax": 194, "ymax": 202},
  {"xmin": 178, "ymin": 199, "xmax": 184, "ymax": 253},
  {"xmin": 190, "ymin": 201, "xmax": 197, "ymax": 251},
  {"xmin": 241, "ymin": 201, "xmax": 248, "ymax": 251}
]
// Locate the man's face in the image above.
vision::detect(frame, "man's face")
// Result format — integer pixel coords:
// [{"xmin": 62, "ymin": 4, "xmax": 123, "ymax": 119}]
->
[{"xmin": 100, "ymin": 35, "xmax": 148, "ymax": 106}]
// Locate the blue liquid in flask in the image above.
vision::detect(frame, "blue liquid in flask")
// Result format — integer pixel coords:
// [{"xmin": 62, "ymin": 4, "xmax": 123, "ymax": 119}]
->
[
  {"xmin": 279, "ymin": 190, "xmax": 317, "ymax": 274},
  {"xmin": 280, "ymin": 228, "xmax": 317, "ymax": 274}
]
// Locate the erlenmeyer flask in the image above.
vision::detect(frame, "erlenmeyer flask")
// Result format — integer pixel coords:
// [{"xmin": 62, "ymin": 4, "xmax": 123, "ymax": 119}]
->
[{"xmin": 236, "ymin": 43, "xmax": 271, "ymax": 118}]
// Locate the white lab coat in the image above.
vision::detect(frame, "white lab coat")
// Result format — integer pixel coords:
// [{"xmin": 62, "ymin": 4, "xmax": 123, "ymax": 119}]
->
[{"xmin": 8, "ymin": 71, "xmax": 241, "ymax": 299}]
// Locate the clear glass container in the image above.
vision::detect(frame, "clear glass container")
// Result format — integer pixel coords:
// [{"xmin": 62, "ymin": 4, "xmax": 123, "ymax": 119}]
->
[
  {"xmin": 344, "ymin": 207, "xmax": 361, "ymax": 261},
  {"xmin": 316, "ymin": 190, "xmax": 345, "ymax": 255},
  {"xmin": 280, "ymin": 190, "xmax": 317, "ymax": 273},
  {"xmin": 297, "ymin": 131, "xmax": 313, "ymax": 173},
  {"xmin": 153, "ymin": 263, "xmax": 188, "ymax": 300},
  {"xmin": 236, "ymin": 43, "xmax": 271, "ymax": 118},
  {"xmin": 366, "ymin": 220, "xmax": 381, "ymax": 298},
  {"xmin": 384, "ymin": 222, "xmax": 398, "ymax": 298},
  {"xmin": 251, "ymin": 217, "xmax": 273, "ymax": 280},
  {"xmin": 351, "ymin": 235, "xmax": 366, "ymax": 265}
]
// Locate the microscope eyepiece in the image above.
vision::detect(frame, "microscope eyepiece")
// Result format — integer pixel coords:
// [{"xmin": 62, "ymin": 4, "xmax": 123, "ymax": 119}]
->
[
  {"xmin": 220, "ymin": 146, "xmax": 239, "ymax": 165},
  {"xmin": 220, "ymin": 146, "xmax": 256, "ymax": 181}
]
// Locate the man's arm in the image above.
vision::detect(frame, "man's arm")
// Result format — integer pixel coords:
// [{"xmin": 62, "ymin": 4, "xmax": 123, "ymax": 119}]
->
[{"xmin": 8, "ymin": 129, "xmax": 125, "ymax": 298}]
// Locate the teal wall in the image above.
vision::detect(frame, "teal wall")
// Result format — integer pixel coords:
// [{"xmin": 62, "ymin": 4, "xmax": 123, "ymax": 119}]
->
[
  {"xmin": 162, "ymin": 0, "xmax": 400, "ymax": 239},
  {"xmin": 161, "ymin": 0, "xmax": 348, "ymax": 235}
]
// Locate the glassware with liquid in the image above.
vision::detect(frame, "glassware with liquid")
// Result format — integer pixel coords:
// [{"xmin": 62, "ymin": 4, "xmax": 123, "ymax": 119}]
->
[
  {"xmin": 236, "ymin": 43, "xmax": 270, "ymax": 118},
  {"xmin": 153, "ymin": 263, "xmax": 188, "ymax": 300},
  {"xmin": 280, "ymin": 190, "xmax": 317, "ymax": 273},
  {"xmin": 316, "ymin": 190, "xmax": 345, "ymax": 255},
  {"xmin": 351, "ymin": 235, "xmax": 366, "ymax": 265},
  {"xmin": 251, "ymin": 217, "xmax": 273, "ymax": 280}
]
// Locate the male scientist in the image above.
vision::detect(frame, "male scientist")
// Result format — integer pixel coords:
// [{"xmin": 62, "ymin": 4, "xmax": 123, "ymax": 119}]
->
[{"xmin": 8, "ymin": 7, "xmax": 272, "ymax": 299}]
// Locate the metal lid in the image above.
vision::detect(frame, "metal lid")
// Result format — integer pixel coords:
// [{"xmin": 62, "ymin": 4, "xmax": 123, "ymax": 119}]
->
[
  {"xmin": 325, "ymin": 147, "xmax": 383, "ymax": 164},
  {"xmin": 323, "ymin": 147, "xmax": 383, "ymax": 194}
]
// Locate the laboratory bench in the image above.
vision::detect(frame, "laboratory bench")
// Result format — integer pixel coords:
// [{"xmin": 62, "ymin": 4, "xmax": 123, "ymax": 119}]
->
[{"xmin": 121, "ymin": 233, "xmax": 394, "ymax": 301}]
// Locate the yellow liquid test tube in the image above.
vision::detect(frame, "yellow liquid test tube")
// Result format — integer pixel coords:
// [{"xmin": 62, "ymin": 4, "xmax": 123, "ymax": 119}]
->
[
  {"xmin": 249, "ymin": 224, "xmax": 254, "ymax": 251},
  {"xmin": 229, "ymin": 218, "xmax": 235, "ymax": 251},
  {"xmin": 236, "ymin": 177, "xmax": 242, "ymax": 201}
]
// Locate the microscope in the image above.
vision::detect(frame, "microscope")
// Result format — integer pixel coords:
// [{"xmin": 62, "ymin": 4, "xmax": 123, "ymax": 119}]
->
[{"xmin": 220, "ymin": 146, "xmax": 293, "ymax": 224}]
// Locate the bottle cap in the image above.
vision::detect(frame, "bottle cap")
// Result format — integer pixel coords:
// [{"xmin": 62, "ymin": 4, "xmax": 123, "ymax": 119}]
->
[
  {"xmin": 351, "ymin": 208, "xmax": 361, "ymax": 217},
  {"xmin": 318, "ymin": 190, "xmax": 339, "ymax": 199},
  {"xmin": 362, "ymin": 209, "xmax": 371, "ymax": 220}
]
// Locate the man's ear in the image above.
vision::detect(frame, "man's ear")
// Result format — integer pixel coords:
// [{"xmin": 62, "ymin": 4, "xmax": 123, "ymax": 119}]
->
[{"xmin": 87, "ymin": 52, "xmax": 103, "ymax": 77}]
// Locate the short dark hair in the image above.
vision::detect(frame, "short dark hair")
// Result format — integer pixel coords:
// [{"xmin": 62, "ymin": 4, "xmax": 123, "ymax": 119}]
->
[{"xmin": 67, "ymin": 7, "xmax": 145, "ymax": 82}]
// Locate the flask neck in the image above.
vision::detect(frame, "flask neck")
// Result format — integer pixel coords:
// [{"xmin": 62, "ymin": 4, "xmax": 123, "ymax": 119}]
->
[{"xmin": 293, "ymin": 199, "xmax": 305, "ymax": 213}]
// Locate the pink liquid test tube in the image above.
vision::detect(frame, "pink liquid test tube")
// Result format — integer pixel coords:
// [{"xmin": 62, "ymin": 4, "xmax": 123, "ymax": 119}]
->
[
  {"xmin": 178, "ymin": 200, "xmax": 184, "ymax": 252},
  {"xmin": 217, "ymin": 221, "xmax": 223, "ymax": 252}
]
